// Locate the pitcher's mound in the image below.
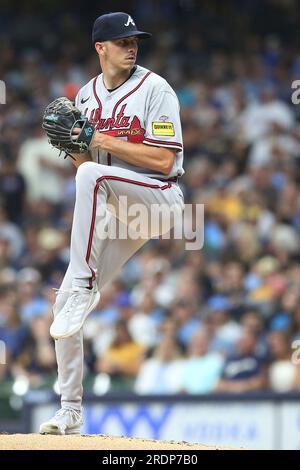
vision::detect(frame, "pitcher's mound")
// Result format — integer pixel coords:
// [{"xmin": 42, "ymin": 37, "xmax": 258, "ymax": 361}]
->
[{"xmin": 0, "ymin": 434, "xmax": 237, "ymax": 450}]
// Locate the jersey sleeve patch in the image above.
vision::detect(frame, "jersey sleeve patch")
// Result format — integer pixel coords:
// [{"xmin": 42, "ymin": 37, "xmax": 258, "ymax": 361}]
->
[{"xmin": 152, "ymin": 122, "xmax": 175, "ymax": 136}]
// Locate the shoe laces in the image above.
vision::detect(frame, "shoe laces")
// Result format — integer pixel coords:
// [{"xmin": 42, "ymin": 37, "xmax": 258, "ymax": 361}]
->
[
  {"xmin": 54, "ymin": 288, "xmax": 88, "ymax": 318},
  {"xmin": 55, "ymin": 407, "xmax": 82, "ymax": 423}
]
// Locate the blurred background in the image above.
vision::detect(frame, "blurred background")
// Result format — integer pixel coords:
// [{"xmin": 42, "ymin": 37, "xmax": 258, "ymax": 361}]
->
[{"xmin": 1, "ymin": 0, "xmax": 300, "ymax": 449}]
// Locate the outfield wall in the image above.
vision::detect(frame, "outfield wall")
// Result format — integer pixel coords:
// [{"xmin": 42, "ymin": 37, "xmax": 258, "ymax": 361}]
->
[{"xmin": 23, "ymin": 392, "xmax": 300, "ymax": 450}]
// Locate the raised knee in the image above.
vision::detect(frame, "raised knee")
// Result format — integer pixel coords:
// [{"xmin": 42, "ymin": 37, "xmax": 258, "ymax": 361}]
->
[{"xmin": 75, "ymin": 161, "xmax": 99, "ymax": 184}]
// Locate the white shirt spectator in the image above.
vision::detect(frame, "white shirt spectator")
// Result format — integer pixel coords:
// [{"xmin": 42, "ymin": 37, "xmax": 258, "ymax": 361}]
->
[
  {"xmin": 269, "ymin": 360, "xmax": 298, "ymax": 392},
  {"xmin": 135, "ymin": 358, "xmax": 184, "ymax": 394},
  {"xmin": 128, "ymin": 312, "xmax": 158, "ymax": 349},
  {"xmin": 249, "ymin": 134, "xmax": 300, "ymax": 167},
  {"xmin": 239, "ymin": 100, "xmax": 294, "ymax": 144},
  {"xmin": 17, "ymin": 135, "xmax": 67, "ymax": 204}
]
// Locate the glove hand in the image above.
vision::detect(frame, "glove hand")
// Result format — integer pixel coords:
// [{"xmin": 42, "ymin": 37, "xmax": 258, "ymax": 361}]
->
[{"xmin": 42, "ymin": 97, "xmax": 95, "ymax": 157}]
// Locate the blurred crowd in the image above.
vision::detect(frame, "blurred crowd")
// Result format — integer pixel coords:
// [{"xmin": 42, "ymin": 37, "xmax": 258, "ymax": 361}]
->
[{"xmin": 1, "ymin": 0, "xmax": 300, "ymax": 400}]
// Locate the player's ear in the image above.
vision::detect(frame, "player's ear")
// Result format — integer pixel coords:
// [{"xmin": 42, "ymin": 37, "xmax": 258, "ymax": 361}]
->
[{"xmin": 95, "ymin": 42, "xmax": 105, "ymax": 56}]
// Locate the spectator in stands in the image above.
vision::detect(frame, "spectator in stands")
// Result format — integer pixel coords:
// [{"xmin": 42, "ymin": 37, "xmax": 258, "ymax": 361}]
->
[
  {"xmin": 96, "ymin": 319, "xmax": 145, "ymax": 381},
  {"xmin": 240, "ymin": 310, "xmax": 268, "ymax": 359},
  {"xmin": 20, "ymin": 314, "xmax": 56, "ymax": 383},
  {"xmin": 0, "ymin": 153, "xmax": 26, "ymax": 224},
  {"xmin": 268, "ymin": 330, "xmax": 300, "ymax": 392},
  {"xmin": 0, "ymin": 206, "xmax": 24, "ymax": 262},
  {"xmin": 134, "ymin": 334, "xmax": 183, "ymax": 394},
  {"xmin": 181, "ymin": 328, "xmax": 224, "ymax": 394},
  {"xmin": 0, "ymin": 300, "xmax": 29, "ymax": 377},
  {"xmin": 205, "ymin": 295, "xmax": 241, "ymax": 355},
  {"xmin": 16, "ymin": 268, "xmax": 49, "ymax": 322},
  {"xmin": 17, "ymin": 123, "xmax": 67, "ymax": 206},
  {"xmin": 216, "ymin": 328, "xmax": 267, "ymax": 393},
  {"xmin": 239, "ymin": 84, "xmax": 294, "ymax": 145},
  {"xmin": 128, "ymin": 292, "xmax": 160, "ymax": 349},
  {"xmin": 172, "ymin": 298, "xmax": 202, "ymax": 349}
]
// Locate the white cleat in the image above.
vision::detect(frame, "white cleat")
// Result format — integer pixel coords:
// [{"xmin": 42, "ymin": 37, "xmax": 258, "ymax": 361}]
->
[
  {"xmin": 50, "ymin": 286, "xmax": 100, "ymax": 339},
  {"xmin": 39, "ymin": 407, "xmax": 83, "ymax": 435}
]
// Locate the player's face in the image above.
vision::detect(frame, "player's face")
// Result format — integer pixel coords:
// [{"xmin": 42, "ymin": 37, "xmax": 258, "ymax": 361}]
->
[{"xmin": 104, "ymin": 36, "xmax": 138, "ymax": 71}]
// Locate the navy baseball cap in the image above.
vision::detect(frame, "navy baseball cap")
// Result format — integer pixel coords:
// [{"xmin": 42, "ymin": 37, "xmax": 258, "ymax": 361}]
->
[{"xmin": 92, "ymin": 12, "xmax": 152, "ymax": 44}]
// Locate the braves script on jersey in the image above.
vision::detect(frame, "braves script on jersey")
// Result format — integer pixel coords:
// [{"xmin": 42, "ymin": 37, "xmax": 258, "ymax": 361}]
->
[{"xmin": 75, "ymin": 65, "xmax": 184, "ymax": 178}]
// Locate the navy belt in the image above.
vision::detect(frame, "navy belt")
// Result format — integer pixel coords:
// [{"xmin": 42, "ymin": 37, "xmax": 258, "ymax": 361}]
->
[{"xmin": 151, "ymin": 176, "xmax": 178, "ymax": 183}]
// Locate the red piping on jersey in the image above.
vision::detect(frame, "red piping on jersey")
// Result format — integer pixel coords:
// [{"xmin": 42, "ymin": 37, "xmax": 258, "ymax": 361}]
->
[
  {"xmin": 143, "ymin": 137, "xmax": 183, "ymax": 148},
  {"xmin": 111, "ymin": 71, "xmax": 152, "ymax": 118},
  {"xmin": 85, "ymin": 175, "xmax": 172, "ymax": 288},
  {"xmin": 93, "ymin": 76, "xmax": 102, "ymax": 119}
]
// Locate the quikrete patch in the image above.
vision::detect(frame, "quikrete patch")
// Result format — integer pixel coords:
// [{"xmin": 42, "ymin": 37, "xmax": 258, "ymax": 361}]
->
[{"xmin": 152, "ymin": 122, "xmax": 175, "ymax": 136}]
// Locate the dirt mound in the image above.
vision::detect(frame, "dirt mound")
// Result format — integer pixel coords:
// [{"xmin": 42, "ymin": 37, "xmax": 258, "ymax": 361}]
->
[{"xmin": 0, "ymin": 434, "xmax": 237, "ymax": 450}]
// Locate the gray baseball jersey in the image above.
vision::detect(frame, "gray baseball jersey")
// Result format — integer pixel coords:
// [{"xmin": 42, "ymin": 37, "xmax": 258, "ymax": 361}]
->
[{"xmin": 75, "ymin": 65, "xmax": 184, "ymax": 178}]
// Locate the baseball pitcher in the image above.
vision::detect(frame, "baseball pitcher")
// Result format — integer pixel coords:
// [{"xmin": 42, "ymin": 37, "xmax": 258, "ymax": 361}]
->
[{"xmin": 40, "ymin": 12, "xmax": 184, "ymax": 435}]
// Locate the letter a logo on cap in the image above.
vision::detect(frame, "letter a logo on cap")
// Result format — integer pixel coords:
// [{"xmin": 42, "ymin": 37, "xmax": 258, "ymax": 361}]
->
[{"xmin": 124, "ymin": 15, "xmax": 135, "ymax": 27}]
